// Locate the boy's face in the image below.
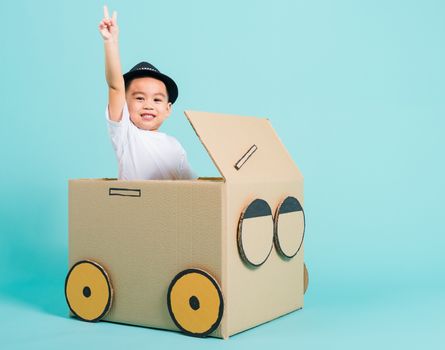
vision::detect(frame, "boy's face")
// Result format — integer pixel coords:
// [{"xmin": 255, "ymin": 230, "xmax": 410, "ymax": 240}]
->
[{"xmin": 126, "ymin": 77, "xmax": 172, "ymax": 131}]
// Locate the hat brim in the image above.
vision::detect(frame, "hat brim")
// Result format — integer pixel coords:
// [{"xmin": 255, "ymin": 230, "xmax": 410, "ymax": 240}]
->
[{"xmin": 123, "ymin": 70, "xmax": 178, "ymax": 104}]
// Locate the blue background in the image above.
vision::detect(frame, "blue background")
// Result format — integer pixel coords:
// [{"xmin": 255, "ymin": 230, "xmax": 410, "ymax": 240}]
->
[{"xmin": 0, "ymin": 0, "xmax": 443, "ymax": 348}]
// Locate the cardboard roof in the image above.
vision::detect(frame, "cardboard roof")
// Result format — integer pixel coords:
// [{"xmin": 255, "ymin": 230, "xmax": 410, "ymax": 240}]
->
[{"xmin": 185, "ymin": 110, "xmax": 302, "ymax": 183}]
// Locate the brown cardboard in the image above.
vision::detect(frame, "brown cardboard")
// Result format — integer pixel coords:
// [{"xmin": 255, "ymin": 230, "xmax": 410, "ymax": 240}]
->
[
  {"xmin": 184, "ymin": 110, "xmax": 301, "ymax": 183},
  {"xmin": 67, "ymin": 110, "xmax": 304, "ymax": 339},
  {"xmin": 185, "ymin": 111, "xmax": 304, "ymax": 336}
]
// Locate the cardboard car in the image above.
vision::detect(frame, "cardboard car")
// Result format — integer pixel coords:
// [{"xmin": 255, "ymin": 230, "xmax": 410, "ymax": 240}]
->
[{"xmin": 65, "ymin": 110, "xmax": 307, "ymax": 339}]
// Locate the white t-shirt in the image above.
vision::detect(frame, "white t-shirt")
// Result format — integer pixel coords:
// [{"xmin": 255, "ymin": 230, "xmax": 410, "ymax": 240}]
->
[{"xmin": 106, "ymin": 103, "xmax": 195, "ymax": 180}]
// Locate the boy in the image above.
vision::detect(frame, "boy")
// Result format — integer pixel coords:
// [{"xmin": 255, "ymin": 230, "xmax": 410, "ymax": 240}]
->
[{"xmin": 98, "ymin": 6, "xmax": 195, "ymax": 180}]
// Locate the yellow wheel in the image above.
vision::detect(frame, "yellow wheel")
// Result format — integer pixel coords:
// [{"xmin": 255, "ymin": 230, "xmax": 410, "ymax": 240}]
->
[
  {"xmin": 304, "ymin": 263, "xmax": 309, "ymax": 294},
  {"xmin": 167, "ymin": 269, "xmax": 224, "ymax": 337},
  {"xmin": 65, "ymin": 260, "xmax": 113, "ymax": 322}
]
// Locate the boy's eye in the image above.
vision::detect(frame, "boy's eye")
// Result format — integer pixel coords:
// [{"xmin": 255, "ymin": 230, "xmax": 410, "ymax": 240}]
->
[
  {"xmin": 154, "ymin": 99, "xmax": 162, "ymax": 102},
  {"xmin": 136, "ymin": 97, "xmax": 144, "ymax": 101}
]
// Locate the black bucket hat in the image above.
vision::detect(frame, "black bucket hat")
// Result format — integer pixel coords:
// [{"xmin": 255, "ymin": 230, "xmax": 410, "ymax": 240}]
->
[{"xmin": 123, "ymin": 61, "xmax": 178, "ymax": 104}]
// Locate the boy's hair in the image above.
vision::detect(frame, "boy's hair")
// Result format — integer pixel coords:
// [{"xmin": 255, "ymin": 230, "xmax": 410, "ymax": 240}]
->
[{"xmin": 123, "ymin": 61, "xmax": 178, "ymax": 103}]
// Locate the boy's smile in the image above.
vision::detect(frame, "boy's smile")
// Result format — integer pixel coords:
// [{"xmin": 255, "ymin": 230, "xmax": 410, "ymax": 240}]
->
[
  {"xmin": 141, "ymin": 112, "xmax": 155, "ymax": 121},
  {"xmin": 126, "ymin": 77, "xmax": 172, "ymax": 131}
]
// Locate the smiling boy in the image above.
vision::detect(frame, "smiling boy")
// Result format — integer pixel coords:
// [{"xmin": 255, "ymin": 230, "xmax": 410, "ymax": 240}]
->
[{"xmin": 98, "ymin": 6, "xmax": 195, "ymax": 180}]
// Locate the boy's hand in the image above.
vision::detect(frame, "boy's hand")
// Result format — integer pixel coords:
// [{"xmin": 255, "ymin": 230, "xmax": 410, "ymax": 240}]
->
[
  {"xmin": 100, "ymin": 5, "xmax": 125, "ymax": 121},
  {"xmin": 99, "ymin": 5, "xmax": 119, "ymax": 42}
]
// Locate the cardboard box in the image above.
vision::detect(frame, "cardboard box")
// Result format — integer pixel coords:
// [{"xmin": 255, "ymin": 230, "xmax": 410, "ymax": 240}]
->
[{"xmin": 66, "ymin": 110, "xmax": 306, "ymax": 339}]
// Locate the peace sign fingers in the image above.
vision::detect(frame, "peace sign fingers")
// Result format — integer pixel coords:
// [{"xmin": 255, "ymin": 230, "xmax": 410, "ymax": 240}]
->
[
  {"xmin": 103, "ymin": 5, "xmax": 117, "ymax": 26},
  {"xmin": 99, "ymin": 5, "xmax": 119, "ymax": 41}
]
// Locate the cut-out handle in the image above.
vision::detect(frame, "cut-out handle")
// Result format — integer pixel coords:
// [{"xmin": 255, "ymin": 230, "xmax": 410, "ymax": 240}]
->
[
  {"xmin": 109, "ymin": 188, "xmax": 141, "ymax": 197},
  {"xmin": 234, "ymin": 145, "xmax": 257, "ymax": 170}
]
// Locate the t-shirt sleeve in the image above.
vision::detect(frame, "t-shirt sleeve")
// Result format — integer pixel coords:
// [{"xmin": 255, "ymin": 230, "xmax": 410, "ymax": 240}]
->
[{"xmin": 106, "ymin": 103, "xmax": 130, "ymax": 159}]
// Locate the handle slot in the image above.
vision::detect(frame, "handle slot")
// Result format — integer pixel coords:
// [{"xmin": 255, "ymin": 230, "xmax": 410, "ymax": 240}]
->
[{"xmin": 109, "ymin": 188, "xmax": 141, "ymax": 197}]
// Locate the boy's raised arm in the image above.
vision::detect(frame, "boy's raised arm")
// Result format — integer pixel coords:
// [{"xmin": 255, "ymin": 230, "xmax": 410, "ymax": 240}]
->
[{"xmin": 99, "ymin": 5, "xmax": 125, "ymax": 122}]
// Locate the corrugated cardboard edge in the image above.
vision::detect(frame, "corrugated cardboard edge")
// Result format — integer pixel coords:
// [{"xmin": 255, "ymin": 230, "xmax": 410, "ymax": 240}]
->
[{"xmin": 221, "ymin": 183, "xmax": 229, "ymax": 339}]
